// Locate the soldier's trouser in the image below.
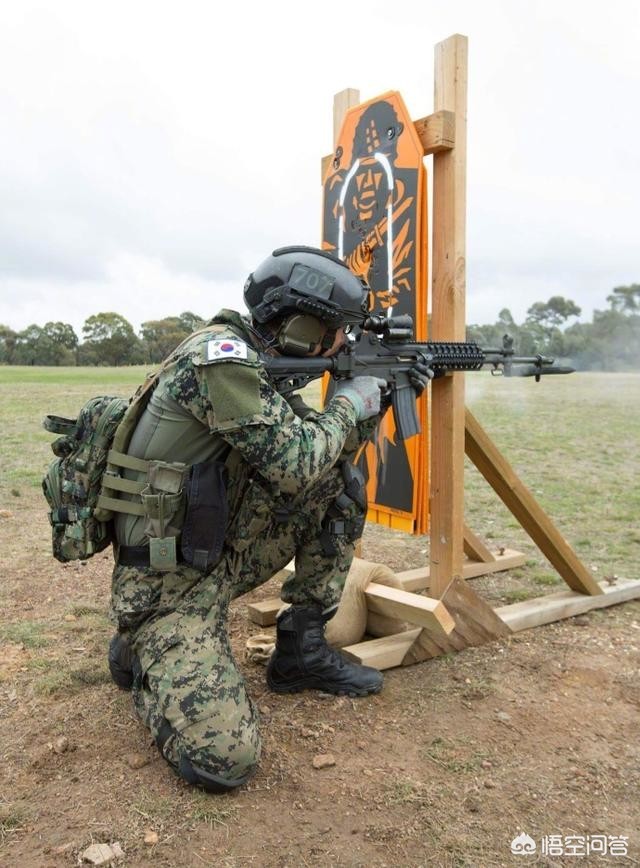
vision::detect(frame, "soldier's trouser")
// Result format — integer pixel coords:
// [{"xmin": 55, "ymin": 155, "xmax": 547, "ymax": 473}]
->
[{"xmin": 112, "ymin": 467, "xmax": 357, "ymax": 788}]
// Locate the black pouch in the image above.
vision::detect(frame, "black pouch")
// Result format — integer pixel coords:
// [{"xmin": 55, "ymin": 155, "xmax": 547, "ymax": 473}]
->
[
  {"xmin": 319, "ymin": 461, "xmax": 368, "ymax": 556},
  {"xmin": 180, "ymin": 460, "xmax": 229, "ymax": 572}
]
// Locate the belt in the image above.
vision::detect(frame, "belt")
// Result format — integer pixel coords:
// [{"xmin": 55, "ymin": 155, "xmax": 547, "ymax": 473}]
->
[{"xmin": 116, "ymin": 544, "xmax": 184, "ymax": 568}]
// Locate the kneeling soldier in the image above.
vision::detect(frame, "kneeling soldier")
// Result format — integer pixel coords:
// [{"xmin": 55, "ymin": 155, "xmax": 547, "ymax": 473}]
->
[{"xmin": 108, "ymin": 246, "xmax": 428, "ymax": 792}]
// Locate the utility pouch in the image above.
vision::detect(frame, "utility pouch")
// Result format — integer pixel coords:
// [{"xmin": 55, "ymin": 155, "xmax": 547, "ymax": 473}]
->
[
  {"xmin": 319, "ymin": 462, "xmax": 368, "ymax": 556},
  {"xmin": 149, "ymin": 536, "xmax": 178, "ymax": 572},
  {"xmin": 141, "ymin": 460, "xmax": 189, "ymax": 571},
  {"xmin": 181, "ymin": 460, "xmax": 228, "ymax": 572}
]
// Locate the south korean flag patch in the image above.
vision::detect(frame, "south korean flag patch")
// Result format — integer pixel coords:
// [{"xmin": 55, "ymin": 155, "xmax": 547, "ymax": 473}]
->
[{"xmin": 206, "ymin": 338, "xmax": 248, "ymax": 362}]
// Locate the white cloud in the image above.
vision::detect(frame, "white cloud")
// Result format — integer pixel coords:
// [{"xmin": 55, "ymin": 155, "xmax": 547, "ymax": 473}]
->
[{"xmin": 1, "ymin": 0, "xmax": 638, "ymax": 335}]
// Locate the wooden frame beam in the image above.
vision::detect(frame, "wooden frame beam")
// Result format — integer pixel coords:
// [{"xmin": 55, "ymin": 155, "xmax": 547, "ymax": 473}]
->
[
  {"xmin": 429, "ymin": 34, "xmax": 469, "ymax": 597},
  {"xmin": 343, "ymin": 578, "xmax": 640, "ymax": 670},
  {"xmin": 247, "ymin": 579, "xmax": 457, "ymax": 637},
  {"xmin": 395, "ymin": 548, "xmax": 526, "ymax": 593},
  {"xmin": 294, "ymin": 36, "xmax": 640, "ymax": 675},
  {"xmin": 364, "ymin": 582, "xmax": 455, "ymax": 635},
  {"xmin": 245, "ymin": 549, "xmax": 526, "ymax": 627}
]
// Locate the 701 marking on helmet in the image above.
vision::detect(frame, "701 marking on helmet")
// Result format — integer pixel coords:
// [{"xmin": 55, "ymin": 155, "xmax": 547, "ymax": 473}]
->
[{"xmin": 289, "ymin": 264, "xmax": 334, "ymax": 299}]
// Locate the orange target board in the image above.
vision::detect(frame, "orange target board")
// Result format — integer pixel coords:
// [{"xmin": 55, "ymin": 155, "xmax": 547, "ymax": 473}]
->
[{"xmin": 322, "ymin": 91, "xmax": 429, "ymax": 534}]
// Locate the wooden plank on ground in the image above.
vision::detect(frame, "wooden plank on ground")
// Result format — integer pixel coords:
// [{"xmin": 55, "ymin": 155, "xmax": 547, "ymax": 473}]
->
[
  {"xmin": 246, "ymin": 598, "xmax": 286, "ymax": 627},
  {"xmin": 396, "ymin": 548, "xmax": 526, "ymax": 592},
  {"xmin": 464, "ymin": 409, "xmax": 603, "ymax": 596},
  {"xmin": 364, "ymin": 583, "xmax": 455, "ymax": 636},
  {"xmin": 495, "ymin": 578, "xmax": 640, "ymax": 632},
  {"xmin": 248, "ymin": 550, "xmax": 528, "ymax": 623},
  {"xmin": 429, "ymin": 34, "xmax": 469, "ymax": 597},
  {"xmin": 342, "ymin": 629, "xmax": 421, "ymax": 669}
]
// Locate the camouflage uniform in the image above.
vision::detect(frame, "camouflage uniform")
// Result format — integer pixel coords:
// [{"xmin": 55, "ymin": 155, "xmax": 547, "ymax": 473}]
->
[{"xmin": 111, "ymin": 310, "xmax": 374, "ymax": 785}]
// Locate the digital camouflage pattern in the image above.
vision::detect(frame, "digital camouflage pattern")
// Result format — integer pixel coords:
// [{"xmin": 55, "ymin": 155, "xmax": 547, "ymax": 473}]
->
[
  {"xmin": 42, "ymin": 396, "xmax": 128, "ymax": 562},
  {"xmin": 112, "ymin": 310, "xmax": 375, "ymax": 784}
]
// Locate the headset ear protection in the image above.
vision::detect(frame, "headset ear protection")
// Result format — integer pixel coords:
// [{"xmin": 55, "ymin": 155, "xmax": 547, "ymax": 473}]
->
[{"xmin": 277, "ymin": 314, "xmax": 327, "ymax": 356}]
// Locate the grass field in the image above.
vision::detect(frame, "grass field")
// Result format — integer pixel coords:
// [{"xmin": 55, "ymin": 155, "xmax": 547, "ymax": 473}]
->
[
  {"xmin": 1, "ymin": 367, "xmax": 639, "ymax": 866},
  {"xmin": 2, "ymin": 366, "xmax": 638, "ymax": 588}
]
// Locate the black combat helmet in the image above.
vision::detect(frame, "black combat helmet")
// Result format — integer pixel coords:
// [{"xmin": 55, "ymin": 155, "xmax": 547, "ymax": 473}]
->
[{"xmin": 244, "ymin": 246, "xmax": 370, "ymax": 328}]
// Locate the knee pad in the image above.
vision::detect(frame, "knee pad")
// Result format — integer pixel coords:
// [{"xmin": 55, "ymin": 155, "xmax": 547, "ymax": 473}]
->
[
  {"xmin": 155, "ymin": 717, "xmax": 258, "ymax": 793},
  {"xmin": 178, "ymin": 756, "xmax": 253, "ymax": 793}
]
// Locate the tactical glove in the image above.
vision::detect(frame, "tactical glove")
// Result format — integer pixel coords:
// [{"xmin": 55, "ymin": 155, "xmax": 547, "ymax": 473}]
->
[
  {"xmin": 408, "ymin": 362, "xmax": 434, "ymax": 396},
  {"xmin": 333, "ymin": 376, "xmax": 387, "ymax": 421}
]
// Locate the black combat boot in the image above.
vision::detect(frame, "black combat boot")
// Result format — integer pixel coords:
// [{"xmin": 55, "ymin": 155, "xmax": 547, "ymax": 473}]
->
[{"xmin": 266, "ymin": 605, "xmax": 383, "ymax": 697}]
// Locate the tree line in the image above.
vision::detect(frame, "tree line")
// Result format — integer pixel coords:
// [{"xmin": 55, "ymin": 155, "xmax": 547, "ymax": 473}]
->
[
  {"xmin": 1, "ymin": 284, "xmax": 638, "ymax": 370},
  {"xmin": 0, "ymin": 311, "xmax": 206, "ymax": 366},
  {"xmin": 466, "ymin": 284, "xmax": 640, "ymax": 371}
]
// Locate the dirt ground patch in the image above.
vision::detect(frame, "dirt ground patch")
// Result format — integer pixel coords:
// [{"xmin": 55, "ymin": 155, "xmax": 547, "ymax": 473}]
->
[
  {"xmin": 1, "ymin": 372, "xmax": 639, "ymax": 866},
  {"xmin": 1, "ymin": 500, "xmax": 639, "ymax": 867}
]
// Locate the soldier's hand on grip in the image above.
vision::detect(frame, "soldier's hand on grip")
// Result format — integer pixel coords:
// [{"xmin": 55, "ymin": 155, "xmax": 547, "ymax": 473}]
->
[
  {"xmin": 333, "ymin": 376, "xmax": 387, "ymax": 421},
  {"xmin": 409, "ymin": 362, "xmax": 434, "ymax": 396}
]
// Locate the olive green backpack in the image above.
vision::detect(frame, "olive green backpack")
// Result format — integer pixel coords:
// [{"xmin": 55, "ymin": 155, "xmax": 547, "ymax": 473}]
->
[
  {"xmin": 41, "ymin": 326, "xmax": 219, "ymax": 563},
  {"xmin": 41, "ymin": 368, "xmax": 162, "ymax": 563}
]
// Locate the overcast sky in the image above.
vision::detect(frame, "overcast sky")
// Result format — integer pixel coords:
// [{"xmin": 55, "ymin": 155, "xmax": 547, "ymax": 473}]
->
[{"xmin": 1, "ymin": 0, "xmax": 638, "ymax": 338}]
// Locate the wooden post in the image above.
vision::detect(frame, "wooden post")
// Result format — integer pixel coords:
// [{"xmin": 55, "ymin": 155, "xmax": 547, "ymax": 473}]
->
[
  {"xmin": 333, "ymin": 88, "xmax": 360, "ymax": 148},
  {"xmin": 429, "ymin": 34, "xmax": 468, "ymax": 596}
]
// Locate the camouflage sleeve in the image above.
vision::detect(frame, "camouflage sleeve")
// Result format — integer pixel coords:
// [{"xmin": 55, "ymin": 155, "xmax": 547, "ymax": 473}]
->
[
  {"xmin": 284, "ymin": 390, "xmax": 379, "ymax": 460},
  {"xmin": 195, "ymin": 360, "xmax": 359, "ymax": 497},
  {"xmin": 280, "ymin": 388, "xmax": 380, "ymax": 462},
  {"xmin": 340, "ymin": 416, "xmax": 379, "ymax": 461}
]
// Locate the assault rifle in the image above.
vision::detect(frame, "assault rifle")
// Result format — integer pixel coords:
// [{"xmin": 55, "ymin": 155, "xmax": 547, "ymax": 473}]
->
[{"xmin": 262, "ymin": 314, "xmax": 574, "ymax": 440}]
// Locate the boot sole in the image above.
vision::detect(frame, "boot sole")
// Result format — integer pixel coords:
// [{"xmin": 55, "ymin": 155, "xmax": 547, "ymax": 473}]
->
[{"xmin": 267, "ymin": 675, "xmax": 382, "ymax": 698}]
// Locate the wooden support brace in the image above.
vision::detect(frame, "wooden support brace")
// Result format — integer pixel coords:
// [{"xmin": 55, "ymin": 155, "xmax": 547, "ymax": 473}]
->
[
  {"xmin": 246, "ymin": 549, "xmax": 527, "ymax": 625},
  {"xmin": 364, "ymin": 583, "xmax": 455, "ymax": 636},
  {"xmin": 465, "ymin": 408, "xmax": 602, "ymax": 596},
  {"xmin": 247, "ymin": 581, "xmax": 456, "ymax": 637},
  {"xmin": 413, "ymin": 109, "xmax": 456, "ymax": 154},
  {"xmin": 463, "ymin": 524, "xmax": 497, "ymax": 563},
  {"xmin": 343, "ymin": 577, "xmax": 512, "ymax": 670},
  {"xmin": 343, "ymin": 578, "xmax": 640, "ymax": 671}
]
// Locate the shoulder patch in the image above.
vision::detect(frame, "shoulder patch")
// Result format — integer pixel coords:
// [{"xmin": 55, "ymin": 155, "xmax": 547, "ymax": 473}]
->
[{"xmin": 206, "ymin": 338, "xmax": 248, "ymax": 362}]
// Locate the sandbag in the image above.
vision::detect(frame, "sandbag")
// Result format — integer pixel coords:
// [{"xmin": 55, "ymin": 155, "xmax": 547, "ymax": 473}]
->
[{"xmin": 325, "ymin": 557, "xmax": 409, "ymax": 648}]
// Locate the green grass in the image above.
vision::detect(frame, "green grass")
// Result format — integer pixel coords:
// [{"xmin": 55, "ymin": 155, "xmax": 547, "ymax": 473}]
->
[
  {"xmin": 0, "ymin": 621, "xmax": 51, "ymax": 648},
  {"xmin": 464, "ymin": 372, "xmax": 640, "ymax": 586},
  {"xmin": 532, "ymin": 572, "xmax": 562, "ymax": 587},
  {"xmin": 189, "ymin": 791, "xmax": 237, "ymax": 828},
  {"xmin": 0, "ymin": 365, "xmax": 150, "ymax": 386},
  {"xmin": 34, "ymin": 670, "xmax": 73, "ymax": 696},
  {"xmin": 0, "ymin": 367, "xmax": 638, "ymax": 586},
  {"xmin": 502, "ymin": 589, "xmax": 537, "ymax": 604},
  {"xmin": 422, "ymin": 736, "xmax": 489, "ymax": 773},
  {"xmin": 0, "ymin": 802, "xmax": 27, "ymax": 844}
]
